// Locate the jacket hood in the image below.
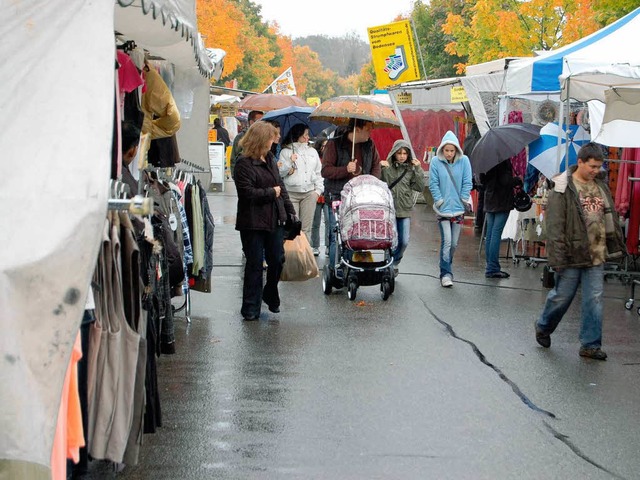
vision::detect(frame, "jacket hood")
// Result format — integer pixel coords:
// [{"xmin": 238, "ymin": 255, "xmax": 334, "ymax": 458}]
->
[
  {"xmin": 552, "ymin": 165, "xmax": 607, "ymax": 193},
  {"xmin": 386, "ymin": 139, "xmax": 413, "ymax": 163},
  {"xmin": 436, "ymin": 131, "xmax": 463, "ymax": 163}
]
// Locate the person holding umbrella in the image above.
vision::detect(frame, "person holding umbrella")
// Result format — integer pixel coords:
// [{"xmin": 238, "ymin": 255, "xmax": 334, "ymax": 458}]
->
[
  {"xmin": 481, "ymin": 160, "xmax": 522, "ymax": 279},
  {"xmin": 429, "ymin": 131, "xmax": 473, "ymax": 287},
  {"xmin": 278, "ymin": 124, "xmax": 324, "ymax": 244},
  {"xmin": 468, "ymin": 122, "xmax": 541, "ymax": 279},
  {"xmin": 321, "ymin": 119, "xmax": 382, "ymax": 266}
]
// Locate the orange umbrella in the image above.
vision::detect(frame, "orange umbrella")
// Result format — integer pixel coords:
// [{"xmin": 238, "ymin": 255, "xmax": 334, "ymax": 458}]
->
[
  {"xmin": 309, "ymin": 95, "xmax": 400, "ymax": 128},
  {"xmin": 238, "ymin": 93, "xmax": 308, "ymax": 112}
]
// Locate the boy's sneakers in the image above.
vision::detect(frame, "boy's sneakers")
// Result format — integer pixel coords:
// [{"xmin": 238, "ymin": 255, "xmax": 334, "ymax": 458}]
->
[
  {"xmin": 441, "ymin": 276, "xmax": 453, "ymax": 288},
  {"xmin": 312, "ymin": 248, "xmax": 320, "ymax": 257},
  {"xmin": 579, "ymin": 347, "xmax": 607, "ymax": 360}
]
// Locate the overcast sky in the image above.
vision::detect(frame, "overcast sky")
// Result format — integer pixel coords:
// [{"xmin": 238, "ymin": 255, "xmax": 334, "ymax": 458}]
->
[{"xmin": 251, "ymin": 0, "xmax": 415, "ymax": 40}]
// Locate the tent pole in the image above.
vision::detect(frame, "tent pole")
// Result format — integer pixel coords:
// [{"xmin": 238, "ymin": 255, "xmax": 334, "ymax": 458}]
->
[
  {"xmin": 555, "ymin": 96, "xmax": 564, "ymax": 175},
  {"xmin": 565, "ymin": 75, "xmax": 572, "ymax": 174}
]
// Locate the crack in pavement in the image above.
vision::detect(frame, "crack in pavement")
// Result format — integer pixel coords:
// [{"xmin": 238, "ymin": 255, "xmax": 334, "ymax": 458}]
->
[
  {"xmin": 542, "ymin": 421, "xmax": 626, "ymax": 479},
  {"xmin": 422, "ymin": 301, "xmax": 627, "ymax": 480}
]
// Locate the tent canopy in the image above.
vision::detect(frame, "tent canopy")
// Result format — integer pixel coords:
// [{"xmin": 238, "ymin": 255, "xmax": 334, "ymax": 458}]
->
[{"xmin": 506, "ymin": 7, "xmax": 640, "ymax": 96}]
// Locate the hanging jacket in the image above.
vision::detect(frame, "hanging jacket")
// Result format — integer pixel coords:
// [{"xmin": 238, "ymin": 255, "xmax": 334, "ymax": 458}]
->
[
  {"xmin": 429, "ymin": 131, "xmax": 472, "ymax": 218},
  {"xmin": 141, "ymin": 66, "xmax": 181, "ymax": 139},
  {"xmin": 381, "ymin": 139, "xmax": 425, "ymax": 218}
]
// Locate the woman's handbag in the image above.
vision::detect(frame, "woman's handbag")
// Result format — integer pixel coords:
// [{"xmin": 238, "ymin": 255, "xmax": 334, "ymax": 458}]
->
[{"xmin": 280, "ymin": 233, "xmax": 319, "ymax": 281}]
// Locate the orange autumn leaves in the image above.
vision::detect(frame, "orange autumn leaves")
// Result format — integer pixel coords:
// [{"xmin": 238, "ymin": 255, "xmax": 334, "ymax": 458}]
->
[
  {"xmin": 196, "ymin": 0, "xmax": 332, "ymax": 97},
  {"xmin": 442, "ymin": 0, "xmax": 600, "ymax": 73}
]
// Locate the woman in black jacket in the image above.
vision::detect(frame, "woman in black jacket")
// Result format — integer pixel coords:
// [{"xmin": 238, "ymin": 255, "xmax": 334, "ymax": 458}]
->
[
  {"xmin": 234, "ymin": 121, "xmax": 296, "ymax": 320},
  {"xmin": 481, "ymin": 160, "xmax": 522, "ymax": 278}
]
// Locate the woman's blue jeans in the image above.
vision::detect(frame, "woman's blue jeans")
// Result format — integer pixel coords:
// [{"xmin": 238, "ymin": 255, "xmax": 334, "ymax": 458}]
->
[
  {"xmin": 438, "ymin": 219, "xmax": 462, "ymax": 279},
  {"xmin": 536, "ymin": 265, "xmax": 604, "ymax": 348},
  {"xmin": 393, "ymin": 217, "xmax": 411, "ymax": 265},
  {"xmin": 484, "ymin": 211, "xmax": 509, "ymax": 275}
]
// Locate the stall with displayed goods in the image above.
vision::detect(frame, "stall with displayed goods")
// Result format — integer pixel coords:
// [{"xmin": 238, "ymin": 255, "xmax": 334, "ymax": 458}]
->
[{"xmin": 0, "ymin": 1, "xmax": 218, "ymax": 479}]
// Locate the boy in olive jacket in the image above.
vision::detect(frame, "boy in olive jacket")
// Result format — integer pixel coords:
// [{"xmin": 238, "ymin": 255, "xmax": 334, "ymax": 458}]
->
[{"xmin": 535, "ymin": 143, "xmax": 626, "ymax": 360}]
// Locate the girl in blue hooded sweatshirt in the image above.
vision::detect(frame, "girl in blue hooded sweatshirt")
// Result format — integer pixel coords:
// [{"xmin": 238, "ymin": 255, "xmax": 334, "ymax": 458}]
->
[{"xmin": 429, "ymin": 131, "xmax": 473, "ymax": 287}]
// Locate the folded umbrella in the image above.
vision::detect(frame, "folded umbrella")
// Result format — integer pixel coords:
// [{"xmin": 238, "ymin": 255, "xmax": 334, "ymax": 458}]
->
[{"xmin": 470, "ymin": 123, "xmax": 541, "ymax": 174}]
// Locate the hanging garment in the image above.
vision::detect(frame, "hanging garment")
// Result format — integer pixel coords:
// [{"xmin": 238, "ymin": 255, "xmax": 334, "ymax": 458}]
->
[
  {"xmin": 50, "ymin": 332, "xmax": 84, "ymax": 480},
  {"xmin": 190, "ymin": 183, "xmax": 205, "ymax": 276},
  {"xmin": 191, "ymin": 181, "xmax": 215, "ymax": 293},
  {"xmin": 138, "ymin": 231, "xmax": 163, "ymax": 432},
  {"xmin": 147, "ymin": 134, "xmax": 181, "ymax": 168},
  {"xmin": 87, "ymin": 215, "xmax": 141, "ymax": 463},
  {"xmin": 117, "ymin": 51, "xmax": 144, "ymax": 100},
  {"xmin": 623, "ymin": 149, "xmax": 640, "ymax": 255},
  {"xmin": 119, "ymin": 212, "xmax": 148, "ymax": 465},
  {"xmin": 508, "ymin": 111, "xmax": 527, "ymax": 177},
  {"xmin": 141, "ymin": 66, "xmax": 181, "ymax": 139}
]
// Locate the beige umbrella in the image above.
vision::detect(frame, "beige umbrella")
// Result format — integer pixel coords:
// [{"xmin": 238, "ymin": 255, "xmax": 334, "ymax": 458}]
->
[
  {"xmin": 310, "ymin": 95, "xmax": 400, "ymax": 161},
  {"xmin": 238, "ymin": 93, "xmax": 308, "ymax": 112},
  {"xmin": 309, "ymin": 95, "xmax": 400, "ymax": 128}
]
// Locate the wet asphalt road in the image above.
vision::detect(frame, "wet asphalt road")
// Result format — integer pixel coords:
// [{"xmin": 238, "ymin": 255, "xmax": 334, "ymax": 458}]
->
[{"xmin": 101, "ymin": 190, "xmax": 640, "ymax": 479}]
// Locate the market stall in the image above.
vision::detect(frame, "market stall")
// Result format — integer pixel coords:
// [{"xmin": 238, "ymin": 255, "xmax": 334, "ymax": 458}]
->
[{"xmin": 0, "ymin": 1, "xmax": 216, "ymax": 478}]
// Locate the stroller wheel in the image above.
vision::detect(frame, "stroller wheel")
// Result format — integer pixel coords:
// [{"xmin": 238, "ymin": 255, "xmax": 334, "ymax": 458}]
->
[
  {"xmin": 381, "ymin": 280, "xmax": 392, "ymax": 301},
  {"xmin": 347, "ymin": 280, "xmax": 358, "ymax": 301},
  {"xmin": 322, "ymin": 265, "xmax": 333, "ymax": 295}
]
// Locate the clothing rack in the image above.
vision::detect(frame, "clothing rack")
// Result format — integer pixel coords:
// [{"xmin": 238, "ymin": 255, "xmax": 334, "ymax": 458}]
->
[
  {"xmin": 178, "ymin": 159, "xmax": 209, "ymax": 173},
  {"xmin": 108, "ymin": 180, "xmax": 153, "ymax": 214},
  {"xmin": 107, "ymin": 195, "xmax": 153, "ymax": 215}
]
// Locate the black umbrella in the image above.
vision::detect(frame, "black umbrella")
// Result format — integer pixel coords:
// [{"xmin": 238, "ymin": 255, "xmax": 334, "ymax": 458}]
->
[{"xmin": 469, "ymin": 123, "xmax": 541, "ymax": 174}]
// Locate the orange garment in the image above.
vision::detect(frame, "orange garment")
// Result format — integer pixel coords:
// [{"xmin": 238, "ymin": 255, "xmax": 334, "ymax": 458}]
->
[{"xmin": 51, "ymin": 332, "xmax": 85, "ymax": 480}]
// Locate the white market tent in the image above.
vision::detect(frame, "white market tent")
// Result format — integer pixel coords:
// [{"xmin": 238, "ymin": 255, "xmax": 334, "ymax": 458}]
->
[
  {"xmin": 0, "ymin": 1, "xmax": 214, "ymax": 478},
  {"xmin": 506, "ymin": 7, "xmax": 640, "ymax": 147}
]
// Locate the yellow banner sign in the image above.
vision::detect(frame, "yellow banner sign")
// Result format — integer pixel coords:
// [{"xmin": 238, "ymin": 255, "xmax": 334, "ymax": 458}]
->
[
  {"xmin": 368, "ymin": 20, "xmax": 421, "ymax": 88},
  {"xmin": 450, "ymin": 86, "xmax": 468, "ymax": 103},
  {"xmin": 395, "ymin": 92, "xmax": 413, "ymax": 105}
]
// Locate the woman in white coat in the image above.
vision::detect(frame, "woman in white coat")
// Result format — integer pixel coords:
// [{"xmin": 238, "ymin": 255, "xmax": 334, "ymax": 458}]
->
[{"xmin": 278, "ymin": 124, "xmax": 324, "ymax": 243}]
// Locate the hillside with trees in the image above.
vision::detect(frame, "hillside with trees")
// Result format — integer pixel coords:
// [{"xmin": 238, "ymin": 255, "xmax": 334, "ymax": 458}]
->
[{"xmin": 294, "ymin": 33, "xmax": 371, "ymax": 78}]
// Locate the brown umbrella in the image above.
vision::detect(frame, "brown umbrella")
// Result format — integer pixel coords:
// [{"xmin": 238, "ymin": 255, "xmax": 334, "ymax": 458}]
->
[
  {"xmin": 238, "ymin": 93, "xmax": 308, "ymax": 112},
  {"xmin": 309, "ymin": 95, "xmax": 400, "ymax": 128}
]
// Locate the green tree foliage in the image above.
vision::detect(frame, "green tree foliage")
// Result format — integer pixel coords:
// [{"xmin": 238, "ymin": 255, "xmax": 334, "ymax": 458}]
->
[
  {"xmin": 411, "ymin": 0, "xmax": 467, "ymax": 79},
  {"xmin": 592, "ymin": 0, "xmax": 640, "ymax": 25}
]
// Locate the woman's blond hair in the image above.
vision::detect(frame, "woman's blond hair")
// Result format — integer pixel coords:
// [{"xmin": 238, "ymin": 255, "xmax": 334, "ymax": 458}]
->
[{"xmin": 239, "ymin": 121, "xmax": 277, "ymax": 159}]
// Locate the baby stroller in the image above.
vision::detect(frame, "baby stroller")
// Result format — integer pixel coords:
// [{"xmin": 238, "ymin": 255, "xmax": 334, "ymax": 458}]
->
[{"xmin": 322, "ymin": 175, "xmax": 397, "ymax": 301}]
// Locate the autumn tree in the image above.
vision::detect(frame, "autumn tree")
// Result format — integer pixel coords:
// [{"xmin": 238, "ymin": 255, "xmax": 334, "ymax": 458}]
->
[
  {"xmin": 442, "ymin": 0, "xmax": 600, "ymax": 73},
  {"xmin": 411, "ymin": 0, "xmax": 467, "ymax": 79},
  {"xmin": 197, "ymin": 0, "xmax": 247, "ymax": 75},
  {"xmin": 356, "ymin": 61, "xmax": 377, "ymax": 95}
]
